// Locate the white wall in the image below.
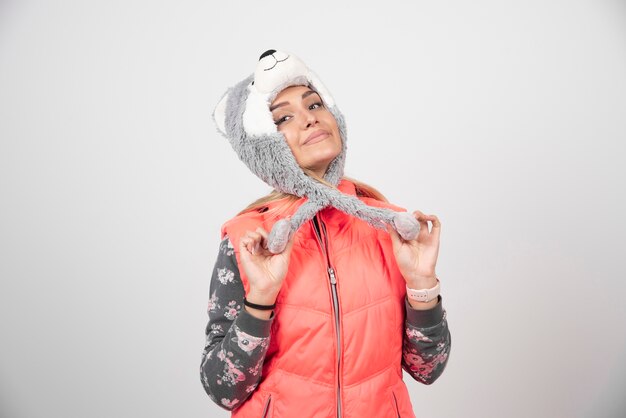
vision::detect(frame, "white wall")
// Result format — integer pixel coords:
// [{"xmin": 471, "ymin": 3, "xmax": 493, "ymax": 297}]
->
[{"xmin": 1, "ymin": 0, "xmax": 625, "ymax": 417}]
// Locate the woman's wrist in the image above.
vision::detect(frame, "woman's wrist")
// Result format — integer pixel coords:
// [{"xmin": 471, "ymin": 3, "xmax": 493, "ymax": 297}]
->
[
  {"xmin": 244, "ymin": 288, "xmax": 278, "ymax": 320},
  {"xmin": 246, "ymin": 289, "xmax": 278, "ymax": 306},
  {"xmin": 406, "ymin": 295, "xmax": 439, "ymax": 310},
  {"xmin": 405, "ymin": 273, "xmax": 438, "ymax": 290},
  {"xmin": 405, "ymin": 272, "xmax": 440, "ymax": 310}
]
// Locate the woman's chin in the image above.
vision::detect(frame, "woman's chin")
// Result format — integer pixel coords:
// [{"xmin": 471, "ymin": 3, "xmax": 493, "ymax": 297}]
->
[{"xmin": 304, "ymin": 159, "xmax": 339, "ymax": 176}]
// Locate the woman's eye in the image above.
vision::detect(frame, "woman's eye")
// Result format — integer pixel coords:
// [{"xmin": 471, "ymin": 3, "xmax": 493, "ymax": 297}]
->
[
  {"xmin": 274, "ymin": 102, "xmax": 323, "ymax": 125},
  {"xmin": 274, "ymin": 115, "xmax": 290, "ymax": 125}
]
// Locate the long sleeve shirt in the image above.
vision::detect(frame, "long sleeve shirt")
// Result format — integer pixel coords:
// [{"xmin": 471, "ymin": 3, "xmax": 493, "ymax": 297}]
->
[{"xmin": 200, "ymin": 236, "xmax": 451, "ymax": 411}]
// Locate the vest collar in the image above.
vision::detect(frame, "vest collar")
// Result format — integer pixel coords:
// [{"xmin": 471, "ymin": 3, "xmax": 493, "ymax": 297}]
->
[
  {"xmin": 336, "ymin": 178, "xmax": 357, "ymax": 196},
  {"xmin": 261, "ymin": 178, "xmax": 357, "ymax": 223}
]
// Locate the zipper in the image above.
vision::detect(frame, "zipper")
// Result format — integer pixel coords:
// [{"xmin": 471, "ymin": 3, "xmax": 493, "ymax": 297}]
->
[
  {"xmin": 261, "ymin": 394, "xmax": 272, "ymax": 418},
  {"xmin": 312, "ymin": 214, "xmax": 342, "ymax": 418}
]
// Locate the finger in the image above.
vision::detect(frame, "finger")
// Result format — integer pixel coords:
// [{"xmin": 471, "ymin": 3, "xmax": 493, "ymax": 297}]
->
[
  {"xmin": 242, "ymin": 231, "xmax": 263, "ymax": 254},
  {"xmin": 418, "ymin": 214, "xmax": 441, "ymax": 241},
  {"xmin": 242, "ymin": 231, "xmax": 256, "ymax": 247},
  {"xmin": 255, "ymin": 227, "xmax": 269, "ymax": 249},
  {"xmin": 247, "ymin": 231, "xmax": 262, "ymax": 242},
  {"xmin": 430, "ymin": 214, "xmax": 441, "ymax": 240},
  {"xmin": 239, "ymin": 237, "xmax": 253, "ymax": 258},
  {"xmin": 413, "ymin": 210, "xmax": 430, "ymax": 235},
  {"xmin": 386, "ymin": 224, "xmax": 402, "ymax": 252},
  {"xmin": 246, "ymin": 231, "xmax": 264, "ymax": 254},
  {"xmin": 423, "ymin": 214, "xmax": 440, "ymax": 230}
]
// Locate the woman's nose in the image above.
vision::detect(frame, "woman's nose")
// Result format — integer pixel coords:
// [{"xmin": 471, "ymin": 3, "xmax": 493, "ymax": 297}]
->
[{"xmin": 301, "ymin": 108, "xmax": 318, "ymax": 128}]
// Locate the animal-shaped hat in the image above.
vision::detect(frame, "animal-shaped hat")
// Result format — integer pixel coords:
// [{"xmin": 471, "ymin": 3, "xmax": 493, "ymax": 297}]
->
[{"xmin": 212, "ymin": 49, "xmax": 419, "ymax": 253}]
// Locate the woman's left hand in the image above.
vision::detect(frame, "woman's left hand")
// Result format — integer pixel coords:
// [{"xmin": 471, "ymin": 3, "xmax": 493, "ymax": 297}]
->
[{"xmin": 387, "ymin": 210, "xmax": 441, "ymax": 288}]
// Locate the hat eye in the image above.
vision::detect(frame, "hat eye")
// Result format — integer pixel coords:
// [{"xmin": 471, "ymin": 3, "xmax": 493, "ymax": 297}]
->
[{"xmin": 259, "ymin": 49, "xmax": 277, "ymax": 60}]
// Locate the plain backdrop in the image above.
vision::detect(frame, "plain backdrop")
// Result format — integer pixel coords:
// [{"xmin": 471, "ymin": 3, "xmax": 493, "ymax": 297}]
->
[{"xmin": 1, "ymin": 1, "xmax": 625, "ymax": 417}]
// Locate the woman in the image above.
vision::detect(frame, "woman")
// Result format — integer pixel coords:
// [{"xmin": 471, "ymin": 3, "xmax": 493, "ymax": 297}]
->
[{"xmin": 200, "ymin": 50, "xmax": 451, "ymax": 418}]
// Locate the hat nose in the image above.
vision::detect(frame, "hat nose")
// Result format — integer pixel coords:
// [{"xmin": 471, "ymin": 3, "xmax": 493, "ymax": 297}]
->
[{"xmin": 259, "ymin": 49, "xmax": 277, "ymax": 60}]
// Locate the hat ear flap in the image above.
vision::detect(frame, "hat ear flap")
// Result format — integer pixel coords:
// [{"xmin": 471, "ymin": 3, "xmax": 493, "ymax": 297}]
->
[{"xmin": 212, "ymin": 90, "xmax": 229, "ymax": 136}]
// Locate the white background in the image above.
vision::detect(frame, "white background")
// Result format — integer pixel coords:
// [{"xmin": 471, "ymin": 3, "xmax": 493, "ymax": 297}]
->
[{"xmin": 1, "ymin": 1, "xmax": 625, "ymax": 417}]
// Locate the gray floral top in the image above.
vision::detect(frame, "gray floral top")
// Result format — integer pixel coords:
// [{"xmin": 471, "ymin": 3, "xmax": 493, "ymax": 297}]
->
[{"xmin": 200, "ymin": 236, "xmax": 452, "ymax": 411}]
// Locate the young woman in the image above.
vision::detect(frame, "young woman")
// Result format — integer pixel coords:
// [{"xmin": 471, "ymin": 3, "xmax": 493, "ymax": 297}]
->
[{"xmin": 200, "ymin": 50, "xmax": 451, "ymax": 418}]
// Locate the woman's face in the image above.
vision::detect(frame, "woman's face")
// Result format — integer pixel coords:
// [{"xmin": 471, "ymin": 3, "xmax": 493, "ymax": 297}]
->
[{"xmin": 270, "ymin": 85, "xmax": 342, "ymax": 178}]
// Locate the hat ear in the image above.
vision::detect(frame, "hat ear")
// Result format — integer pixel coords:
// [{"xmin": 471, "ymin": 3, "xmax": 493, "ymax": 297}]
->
[{"xmin": 212, "ymin": 90, "xmax": 229, "ymax": 136}]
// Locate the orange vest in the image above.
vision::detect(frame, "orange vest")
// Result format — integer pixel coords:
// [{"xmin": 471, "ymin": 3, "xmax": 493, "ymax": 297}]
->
[{"xmin": 221, "ymin": 179, "xmax": 417, "ymax": 418}]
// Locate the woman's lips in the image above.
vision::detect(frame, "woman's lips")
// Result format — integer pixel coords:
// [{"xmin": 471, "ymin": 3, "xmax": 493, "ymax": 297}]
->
[{"xmin": 304, "ymin": 130, "xmax": 330, "ymax": 145}]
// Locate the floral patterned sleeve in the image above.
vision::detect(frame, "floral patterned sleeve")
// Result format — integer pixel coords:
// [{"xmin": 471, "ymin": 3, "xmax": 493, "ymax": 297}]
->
[
  {"xmin": 402, "ymin": 295, "xmax": 452, "ymax": 384},
  {"xmin": 200, "ymin": 236, "xmax": 274, "ymax": 411}
]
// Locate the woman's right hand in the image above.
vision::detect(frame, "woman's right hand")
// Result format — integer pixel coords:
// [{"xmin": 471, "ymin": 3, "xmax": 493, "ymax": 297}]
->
[{"xmin": 239, "ymin": 227, "xmax": 295, "ymax": 306}]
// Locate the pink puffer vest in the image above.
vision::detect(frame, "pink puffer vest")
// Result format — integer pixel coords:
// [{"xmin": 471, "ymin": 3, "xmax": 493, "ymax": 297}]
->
[{"xmin": 221, "ymin": 179, "xmax": 417, "ymax": 418}]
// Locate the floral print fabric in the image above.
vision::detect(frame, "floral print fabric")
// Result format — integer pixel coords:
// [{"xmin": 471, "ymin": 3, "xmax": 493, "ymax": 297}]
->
[
  {"xmin": 403, "ymin": 309, "xmax": 451, "ymax": 384},
  {"xmin": 200, "ymin": 237, "xmax": 273, "ymax": 410},
  {"xmin": 200, "ymin": 236, "xmax": 451, "ymax": 411}
]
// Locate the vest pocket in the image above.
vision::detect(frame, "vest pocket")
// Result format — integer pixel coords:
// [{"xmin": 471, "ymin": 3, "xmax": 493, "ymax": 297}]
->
[
  {"xmin": 261, "ymin": 393, "xmax": 272, "ymax": 418},
  {"xmin": 391, "ymin": 390, "xmax": 401, "ymax": 418}
]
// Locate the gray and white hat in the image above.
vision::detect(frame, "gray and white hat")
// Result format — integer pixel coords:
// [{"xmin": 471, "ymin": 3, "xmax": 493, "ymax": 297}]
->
[{"xmin": 212, "ymin": 49, "xmax": 419, "ymax": 253}]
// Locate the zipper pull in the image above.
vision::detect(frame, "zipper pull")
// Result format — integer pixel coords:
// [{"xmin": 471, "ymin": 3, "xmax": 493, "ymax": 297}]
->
[{"xmin": 328, "ymin": 267, "xmax": 337, "ymax": 284}]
